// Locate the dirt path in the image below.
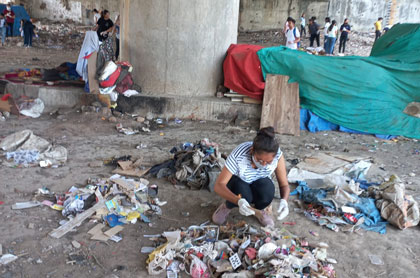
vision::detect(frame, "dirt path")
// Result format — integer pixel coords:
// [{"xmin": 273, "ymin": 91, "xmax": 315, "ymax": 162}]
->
[{"xmin": 0, "ymin": 111, "xmax": 419, "ymax": 278}]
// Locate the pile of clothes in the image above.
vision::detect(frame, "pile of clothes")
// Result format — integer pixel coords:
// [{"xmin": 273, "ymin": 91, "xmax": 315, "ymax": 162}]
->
[
  {"xmin": 145, "ymin": 221, "xmax": 337, "ymax": 277},
  {"xmin": 292, "ymin": 176, "xmax": 419, "ymax": 234},
  {"xmin": 149, "ymin": 139, "xmax": 226, "ymax": 190},
  {"xmin": 41, "ymin": 174, "xmax": 166, "ymax": 241},
  {"xmin": 76, "ymin": 31, "xmax": 140, "ymax": 101}
]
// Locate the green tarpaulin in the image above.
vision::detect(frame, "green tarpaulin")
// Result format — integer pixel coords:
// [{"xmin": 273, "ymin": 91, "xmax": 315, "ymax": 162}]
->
[{"xmin": 257, "ymin": 24, "xmax": 420, "ymax": 139}]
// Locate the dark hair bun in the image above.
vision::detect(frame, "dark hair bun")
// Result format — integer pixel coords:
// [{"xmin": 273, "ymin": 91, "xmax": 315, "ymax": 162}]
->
[{"xmin": 258, "ymin": 127, "xmax": 275, "ymax": 138}]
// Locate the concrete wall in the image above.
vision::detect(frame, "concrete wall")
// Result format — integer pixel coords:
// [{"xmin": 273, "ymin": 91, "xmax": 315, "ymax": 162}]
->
[
  {"xmin": 395, "ymin": 0, "xmax": 420, "ymax": 25},
  {"xmin": 239, "ymin": 0, "xmax": 420, "ymax": 32},
  {"xmin": 328, "ymin": 0, "xmax": 388, "ymax": 31},
  {"xmin": 239, "ymin": 0, "xmax": 329, "ymax": 31},
  {"xmin": 19, "ymin": 0, "xmax": 120, "ymax": 25},
  {"xmin": 121, "ymin": 0, "xmax": 240, "ymax": 97}
]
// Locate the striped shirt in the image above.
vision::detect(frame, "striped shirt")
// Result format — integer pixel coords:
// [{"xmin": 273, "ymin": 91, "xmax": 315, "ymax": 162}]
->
[{"xmin": 225, "ymin": 142, "xmax": 283, "ymax": 183}]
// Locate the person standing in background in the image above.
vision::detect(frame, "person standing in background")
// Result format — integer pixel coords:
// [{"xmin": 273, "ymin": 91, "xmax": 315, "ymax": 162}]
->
[
  {"xmin": 374, "ymin": 17, "xmax": 383, "ymax": 41},
  {"xmin": 339, "ymin": 18, "xmax": 351, "ymax": 54},
  {"xmin": 323, "ymin": 17, "xmax": 331, "ymax": 50},
  {"xmin": 309, "ymin": 17, "xmax": 320, "ymax": 47},
  {"xmin": 23, "ymin": 18, "xmax": 35, "ymax": 48},
  {"xmin": 285, "ymin": 18, "xmax": 300, "ymax": 50},
  {"xmin": 3, "ymin": 3, "xmax": 15, "ymax": 37},
  {"xmin": 94, "ymin": 10, "xmax": 114, "ymax": 42},
  {"xmin": 0, "ymin": 13, "xmax": 6, "ymax": 46},
  {"xmin": 300, "ymin": 13, "xmax": 306, "ymax": 38},
  {"xmin": 114, "ymin": 15, "xmax": 120, "ymax": 60},
  {"xmin": 93, "ymin": 9, "xmax": 101, "ymax": 26},
  {"xmin": 325, "ymin": 20, "xmax": 338, "ymax": 55}
]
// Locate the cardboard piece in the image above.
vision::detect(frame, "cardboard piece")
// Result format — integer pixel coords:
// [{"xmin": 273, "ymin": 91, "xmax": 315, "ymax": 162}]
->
[
  {"xmin": 87, "ymin": 51, "xmax": 100, "ymax": 94},
  {"xmin": 87, "ymin": 223, "xmax": 105, "ymax": 235},
  {"xmin": 104, "ymin": 226, "xmax": 124, "ymax": 237},
  {"xmin": 112, "ymin": 167, "xmax": 150, "ymax": 178},
  {"xmin": 118, "ymin": 160, "xmax": 133, "ymax": 171}
]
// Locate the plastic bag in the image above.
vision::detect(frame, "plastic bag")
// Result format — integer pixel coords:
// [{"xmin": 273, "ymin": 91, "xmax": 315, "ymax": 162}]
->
[{"xmin": 190, "ymin": 255, "xmax": 210, "ymax": 278}]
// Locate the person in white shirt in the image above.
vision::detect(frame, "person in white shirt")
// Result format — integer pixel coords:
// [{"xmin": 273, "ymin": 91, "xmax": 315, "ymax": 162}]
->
[
  {"xmin": 93, "ymin": 9, "xmax": 101, "ymax": 26},
  {"xmin": 323, "ymin": 17, "xmax": 331, "ymax": 50},
  {"xmin": 285, "ymin": 18, "xmax": 300, "ymax": 50},
  {"xmin": 212, "ymin": 127, "xmax": 290, "ymax": 227},
  {"xmin": 300, "ymin": 13, "xmax": 306, "ymax": 37},
  {"xmin": 325, "ymin": 20, "xmax": 338, "ymax": 54}
]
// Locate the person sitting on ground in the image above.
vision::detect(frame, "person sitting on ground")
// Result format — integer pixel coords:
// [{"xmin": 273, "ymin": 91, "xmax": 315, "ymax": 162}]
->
[
  {"xmin": 374, "ymin": 17, "xmax": 383, "ymax": 41},
  {"xmin": 339, "ymin": 18, "xmax": 351, "ymax": 54},
  {"xmin": 325, "ymin": 20, "xmax": 338, "ymax": 55},
  {"xmin": 300, "ymin": 13, "xmax": 306, "ymax": 38},
  {"xmin": 93, "ymin": 8, "xmax": 101, "ymax": 25},
  {"xmin": 212, "ymin": 127, "xmax": 290, "ymax": 227},
  {"xmin": 285, "ymin": 18, "xmax": 300, "ymax": 50},
  {"xmin": 93, "ymin": 9, "xmax": 114, "ymax": 42},
  {"xmin": 3, "ymin": 3, "xmax": 15, "ymax": 38},
  {"xmin": 323, "ymin": 17, "xmax": 331, "ymax": 50},
  {"xmin": 0, "ymin": 13, "xmax": 6, "ymax": 46},
  {"xmin": 309, "ymin": 16, "xmax": 320, "ymax": 47}
]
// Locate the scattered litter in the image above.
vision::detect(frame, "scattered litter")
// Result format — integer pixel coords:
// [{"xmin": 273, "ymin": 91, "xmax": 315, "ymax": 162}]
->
[
  {"xmin": 1, "ymin": 130, "xmax": 67, "ymax": 167},
  {"xmin": 146, "ymin": 221, "xmax": 337, "ymax": 277},
  {"xmin": 0, "ymin": 254, "xmax": 18, "ymax": 265},
  {"xmin": 116, "ymin": 123, "xmax": 139, "ymax": 135},
  {"xmin": 72, "ymin": 241, "xmax": 81, "ymax": 249},
  {"xmin": 45, "ymin": 175, "xmax": 165, "ymax": 241},
  {"xmin": 12, "ymin": 201, "xmax": 42, "ymax": 210},
  {"xmin": 368, "ymin": 254, "xmax": 385, "ymax": 265}
]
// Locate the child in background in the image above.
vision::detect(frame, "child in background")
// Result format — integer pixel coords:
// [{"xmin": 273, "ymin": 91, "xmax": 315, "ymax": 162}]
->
[
  {"xmin": 0, "ymin": 13, "xmax": 6, "ymax": 46},
  {"xmin": 19, "ymin": 19, "xmax": 24, "ymax": 37}
]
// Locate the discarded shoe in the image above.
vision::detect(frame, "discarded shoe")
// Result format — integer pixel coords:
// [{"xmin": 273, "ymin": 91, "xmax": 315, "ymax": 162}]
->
[
  {"xmin": 256, "ymin": 209, "xmax": 274, "ymax": 227},
  {"xmin": 212, "ymin": 202, "xmax": 231, "ymax": 225}
]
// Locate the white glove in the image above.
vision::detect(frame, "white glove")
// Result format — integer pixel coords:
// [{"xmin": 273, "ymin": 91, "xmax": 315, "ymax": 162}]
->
[
  {"xmin": 277, "ymin": 199, "xmax": 289, "ymax": 220},
  {"xmin": 238, "ymin": 198, "xmax": 255, "ymax": 216}
]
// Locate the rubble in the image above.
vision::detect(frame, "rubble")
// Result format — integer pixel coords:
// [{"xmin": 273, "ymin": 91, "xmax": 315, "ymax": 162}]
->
[
  {"xmin": 149, "ymin": 139, "xmax": 226, "ymax": 190},
  {"xmin": 22, "ymin": 173, "xmax": 167, "ymax": 240},
  {"xmin": 146, "ymin": 221, "xmax": 337, "ymax": 277}
]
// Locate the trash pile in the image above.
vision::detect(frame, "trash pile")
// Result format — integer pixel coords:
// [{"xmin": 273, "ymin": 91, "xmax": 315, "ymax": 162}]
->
[
  {"xmin": 0, "ymin": 130, "xmax": 67, "ymax": 167},
  {"xmin": 149, "ymin": 139, "xmax": 226, "ymax": 190},
  {"xmin": 22, "ymin": 174, "xmax": 167, "ymax": 240},
  {"xmin": 304, "ymin": 47, "xmax": 325, "ymax": 56},
  {"xmin": 34, "ymin": 20, "xmax": 86, "ymax": 50},
  {"xmin": 145, "ymin": 221, "xmax": 337, "ymax": 277},
  {"xmin": 288, "ymin": 152, "xmax": 420, "ymax": 234}
]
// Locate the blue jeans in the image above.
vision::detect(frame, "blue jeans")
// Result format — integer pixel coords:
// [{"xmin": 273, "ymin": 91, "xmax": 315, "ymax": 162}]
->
[
  {"xmin": 0, "ymin": 27, "xmax": 6, "ymax": 45},
  {"xmin": 326, "ymin": 37, "xmax": 336, "ymax": 54},
  {"xmin": 6, "ymin": 22, "xmax": 13, "ymax": 37}
]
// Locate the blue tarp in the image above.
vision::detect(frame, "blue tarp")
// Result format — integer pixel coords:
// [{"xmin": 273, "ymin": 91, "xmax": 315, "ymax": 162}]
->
[
  {"xmin": 291, "ymin": 181, "xmax": 387, "ymax": 234},
  {"xmin": 300, "ymin": 108, "xmax": 396, "ymax": 140},
  {"xmin": 0, "ymin": 5, "xmax": 30, "ymax": 37}
]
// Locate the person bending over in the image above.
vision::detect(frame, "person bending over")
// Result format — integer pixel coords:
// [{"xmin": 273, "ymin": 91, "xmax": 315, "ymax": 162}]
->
[{"xmin": 212, "ymin": 127, "xmax": 290, "ymax": 227}]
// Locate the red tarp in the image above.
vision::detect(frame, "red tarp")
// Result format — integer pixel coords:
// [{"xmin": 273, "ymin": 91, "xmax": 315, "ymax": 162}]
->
[{"xmin": 223, "ymin": 44, "xmax": 265, "ymax": 100}]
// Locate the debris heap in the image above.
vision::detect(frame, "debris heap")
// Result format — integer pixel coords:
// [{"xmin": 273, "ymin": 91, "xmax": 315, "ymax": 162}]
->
[
  {"xmin": 149, "ymin": 139, "xmax": 226, "ymax": 190},
  {"xmin": 145, "ymin": 221, "xmax": 337, "ymax": 277}
]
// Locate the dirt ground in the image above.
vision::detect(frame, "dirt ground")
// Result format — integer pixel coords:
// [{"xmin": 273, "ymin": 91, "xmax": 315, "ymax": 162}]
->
[
  {"xmin": 1, "ymin": 111, "xmax": 419, "ymax": 278},
  {"xmin": 1, "ymin": 25, "xmax": 419, "ymax": 278}
]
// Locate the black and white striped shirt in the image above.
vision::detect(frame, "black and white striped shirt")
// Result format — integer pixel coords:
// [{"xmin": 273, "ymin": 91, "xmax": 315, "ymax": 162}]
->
[{"xmin": 225, "ymin": 142, "xmax": 283, "ymax": 183}]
